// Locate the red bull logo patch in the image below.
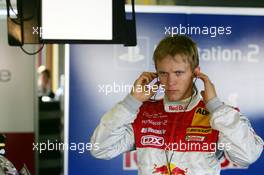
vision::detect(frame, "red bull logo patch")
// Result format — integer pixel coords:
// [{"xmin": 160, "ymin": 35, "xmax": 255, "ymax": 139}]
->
[{"xmin": 153, "ymin": 163, "xmax": 187, "ymax": 175}]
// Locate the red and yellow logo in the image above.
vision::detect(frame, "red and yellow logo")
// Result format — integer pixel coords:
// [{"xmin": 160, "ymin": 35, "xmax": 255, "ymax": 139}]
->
[
  {"xmin": 186, "ymin": 127, "xmax": 212, "ymax": 134},
  {"xmin": 153, "ymin": 163, "xmax": 187, "ymax": 175},
  {"xmin": 191, "ymin": 107, "xmax": 210, "ymax": 127}
]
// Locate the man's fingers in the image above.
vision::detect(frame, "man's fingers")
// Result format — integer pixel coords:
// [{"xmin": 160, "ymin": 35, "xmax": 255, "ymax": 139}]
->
[
  {"xmin": 142, "ymin": 72, "xmax": 157, "ymax": 81},
  {"xmin": 131, "ymin": 72, "xmax": 158, "ymax": 102},
  {"xmin": 195, "ymin": 72, "xmax": 210, "ymax": 83},
  {"xmin": 137, "ymin": 75, "xmax": 151, "ymax": 85},
  {"xmin": 137, "ymin": 72, "xmax": 157, "ymax": 85},
  {"xmin": 195, "ymin": 72, "xmax": 214, "ymax": 89},
  {"xmin": 195, "ymin": 71, "xmax": 217, "ymax": 104}
]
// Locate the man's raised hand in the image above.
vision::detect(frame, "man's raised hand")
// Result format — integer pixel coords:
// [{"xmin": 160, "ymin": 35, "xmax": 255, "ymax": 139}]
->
[
  {"xmin": 130, "ymin": 72, "xmax": 159, "ymax": 102},
  {"xmin": 194, "ymin": 70, "xmax": 217, "ymax": 104}
]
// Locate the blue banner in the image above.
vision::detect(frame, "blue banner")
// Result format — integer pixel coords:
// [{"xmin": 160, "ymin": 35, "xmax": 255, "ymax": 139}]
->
[{"xmin": 67, "ymin": 6, "xmax": 264, "ymax": 175}]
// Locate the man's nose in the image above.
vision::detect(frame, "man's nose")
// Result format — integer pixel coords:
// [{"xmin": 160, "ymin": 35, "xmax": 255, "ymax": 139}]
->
[{"xmin": 167, "ymin": 74, "xmax": 176, "ymax": 86}]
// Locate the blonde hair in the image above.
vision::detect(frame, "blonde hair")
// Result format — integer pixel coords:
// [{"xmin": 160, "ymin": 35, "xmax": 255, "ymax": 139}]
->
[{"xmin": 153, "ymin": 35, "xmax": 199, "ymax": 70}]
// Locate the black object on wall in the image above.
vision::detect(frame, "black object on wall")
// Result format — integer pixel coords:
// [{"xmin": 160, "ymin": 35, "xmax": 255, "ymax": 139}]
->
[
  {"xmin": 6, "ymin": 0, "xmax": 137, "ymax": 46},
  {"xmin": 6, "ymin": 0, "xmax": 40, "ymax": 46}
]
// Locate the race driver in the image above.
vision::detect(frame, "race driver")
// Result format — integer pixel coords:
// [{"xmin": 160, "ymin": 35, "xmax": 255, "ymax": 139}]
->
[{"xmin": 90, "ymin": 35, "xmax": 263, "ymax": 175}]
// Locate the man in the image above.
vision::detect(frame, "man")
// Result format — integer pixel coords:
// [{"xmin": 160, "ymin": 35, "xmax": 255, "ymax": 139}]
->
[
  {"xmin": 90, "ymin": 35, "xmax": 263, "ymax": 175},
  {"xmin": 38, "ymin": 66, "xmax": 55, "ymax": 99}
]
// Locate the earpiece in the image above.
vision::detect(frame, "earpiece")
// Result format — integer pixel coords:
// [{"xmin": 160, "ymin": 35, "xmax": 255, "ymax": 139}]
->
[
  {"xmin": 192, "ymin": 66, "xmax": 200, "ymax": 94},
  {"xmin": 156, "ymin": 77, "xmax": 160, "ymax": 86}
]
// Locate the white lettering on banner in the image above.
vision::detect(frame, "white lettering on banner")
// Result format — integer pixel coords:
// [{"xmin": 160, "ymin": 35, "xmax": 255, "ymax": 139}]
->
[
  {"xmin": 141, "ymin": 135, "xmax": 164, "ymax": 146},
  {"xmin": 0, "ymin": 69, "xmax": 11, "ymax": 82},
  {"xmin": 247, "ymin": 44, "xmax": 259, "ymax": 63},
  {"xmin": 198, "ymin": 44, "xmax": 260, "ymax": 63},
  {"xmin": 142, "ymin": 119, "xmax": 167, "ymax": 126},
  {"xmin": 123, "ymin": 151, "xmax": 138, "ymax": 170},
  {"xmin": 141, "ymin": 128, "xmax": 166, "ymax": 134}
]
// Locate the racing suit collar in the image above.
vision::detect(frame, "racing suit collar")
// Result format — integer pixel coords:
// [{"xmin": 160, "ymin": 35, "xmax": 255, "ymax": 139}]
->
[{"xmin": 163, "ymin": 89, "xmax": 201, "ymax": 113}]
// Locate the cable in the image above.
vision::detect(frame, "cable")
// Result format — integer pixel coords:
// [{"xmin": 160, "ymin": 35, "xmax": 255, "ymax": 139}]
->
[
  {"xmin": 7, "ymin": 0, "xmax": 35, "ymax": 22},
  {"xmin": 153, "ymin": 77, "xmax": 198, "ymax": 175},
  {"xmin": 168, "ymin": 78, "xmax": 198, "ymax": 174},
  {"xmin": 7, "ymin": 0, "xmax": 17, "ymax": 16},
  {"xmin": 20, "ymin": 44, "xmax": 44, "ymax": 55},
  {"xmin": 6, "ymin": 0, "xmax": 21, "ymax": 25},
  {"xmin": 149, "ymin": 77, "xmax": 161, "ymax": 102},
  {"xmin": 131, "ymin": 0, "xmax": 135, "ymax": 20}
]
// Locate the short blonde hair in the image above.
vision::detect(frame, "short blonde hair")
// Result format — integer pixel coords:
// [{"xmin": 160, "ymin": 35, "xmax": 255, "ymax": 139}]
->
[{"xmin": 153, "ymin": 35, "xmax": 199, "ymax": 70}]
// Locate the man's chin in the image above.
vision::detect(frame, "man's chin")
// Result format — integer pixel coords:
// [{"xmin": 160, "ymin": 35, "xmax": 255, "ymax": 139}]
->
[{"xmin": 165, "ymin": 92, "xmax": 182, "ymax": 102}]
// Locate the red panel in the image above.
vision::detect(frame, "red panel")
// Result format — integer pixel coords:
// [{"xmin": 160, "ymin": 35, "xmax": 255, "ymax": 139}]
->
[{"xmin": 3, "ymin": 133, "xmax": 35, "ymax": 175}]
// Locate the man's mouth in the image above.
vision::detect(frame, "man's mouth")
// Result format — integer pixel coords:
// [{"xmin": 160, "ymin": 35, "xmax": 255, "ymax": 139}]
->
[{"xmin": 166, "ymin": 89, "xmax": 179, "ymax": 92}]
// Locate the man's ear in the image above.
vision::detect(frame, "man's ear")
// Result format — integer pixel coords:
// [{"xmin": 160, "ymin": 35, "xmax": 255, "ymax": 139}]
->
[{"xmin": 193, "ymin": 66, "xmax": 200, "ymax": 77}]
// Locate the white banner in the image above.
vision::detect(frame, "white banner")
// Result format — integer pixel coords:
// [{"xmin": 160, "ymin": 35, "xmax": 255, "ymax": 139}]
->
[{"xmin": 0, "ymin": 19, "xmax": 35, "ymax": 132}]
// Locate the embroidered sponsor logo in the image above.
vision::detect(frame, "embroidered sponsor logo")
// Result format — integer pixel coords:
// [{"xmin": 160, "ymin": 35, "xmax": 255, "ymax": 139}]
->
[
  {"xmin": 185, "ymin": 135, "xmax": 206, "ymax": 142},
  {"xmin": 141, "ymin": 135, "xmax": 164, "ymax": 146},
  {"xmin": 143, "ymin": 112, "xmax": 168, "ymax": 118},
  {"xmin": 142, "ymin": 119, "xmax": 167, "ymax": 126},
  {"xmin": 141, "ymin": 127, "xmax": 166, "ymax": 134},
  {"xmin": 186, "ymin": 127, "xmax": 212, "ymax": 134},
  {"xmin": 168, "ymin": 105, "xmax": 185, "ymax": 111}
]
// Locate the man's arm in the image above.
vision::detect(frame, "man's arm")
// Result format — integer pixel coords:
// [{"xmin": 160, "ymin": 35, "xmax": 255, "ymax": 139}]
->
[
  {"xmin": 90, "ymin": 72, "xmax": 157, "ymax": 159},
  {"xmin": 206, "ymin": 97, "xmax": 263, "ymax": 167},
  {"xmin": 195, "ymin": 70, "xmax": 263, "ymax": 167},
  {"xmin": 90, "ymin": 94, "xmax": 142, "ymax": 160}
]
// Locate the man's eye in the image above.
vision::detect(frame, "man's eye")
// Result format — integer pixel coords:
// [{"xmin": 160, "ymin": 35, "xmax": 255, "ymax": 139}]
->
[{"xmin": 175, "ymin": 71, "xmax": 184, "ymax": 76}]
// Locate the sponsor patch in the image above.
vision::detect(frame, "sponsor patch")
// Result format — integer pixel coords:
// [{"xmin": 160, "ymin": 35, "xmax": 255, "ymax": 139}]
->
[
  {"xmin": 185, "ymin": 135, "xmax": 206, "ymax": 142},
  {"xmin": 186, "ymin": 127, "xmax": 212, "ymax": 134},
  {"xmin": 191, "ymin": 107, "xmax": 210, "ymax": 127},
  {"xmin": 141, "ymin": 127, "xmax": 166, "ymax": 134},
  {"xmin": 153, "ymin": 163, "xmax": 187, "ymax": 175},
  {"xmin": 142, "ymin": 112, "xmax": 168, "ymax": 118},
  {"xmin": 141, "ymin": 135, "xmax": 164, "ymax": 147},
  {"xmin": 168, "ymin": 105, "xmax": 185, "ymax": 111},
  {"xmin": 142, "ymin": 119, "xmax": 167, "ymax": 126}
]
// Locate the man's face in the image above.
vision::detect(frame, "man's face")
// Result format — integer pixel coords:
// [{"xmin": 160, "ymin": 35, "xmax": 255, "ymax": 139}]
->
[
  {"xmin": 156, "ymin": 55, "xmax": 194, "ymax": 102},
  {"xmin": 39, "ymin": 74, "xmax": 49, "ymax": 87}
]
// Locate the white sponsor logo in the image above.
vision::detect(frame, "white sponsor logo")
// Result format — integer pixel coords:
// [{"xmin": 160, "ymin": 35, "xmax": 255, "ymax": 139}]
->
[
  {"xmin": 141, "ymin": 128, "xmax": 166, "ymax": 135},
  {"xmin": 142, "ymin": 119, "xmax": 167, "ymax": 126},
  {"xmin": 141, "ymin": 135, "xmax": 164, "ymax": 146}
]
